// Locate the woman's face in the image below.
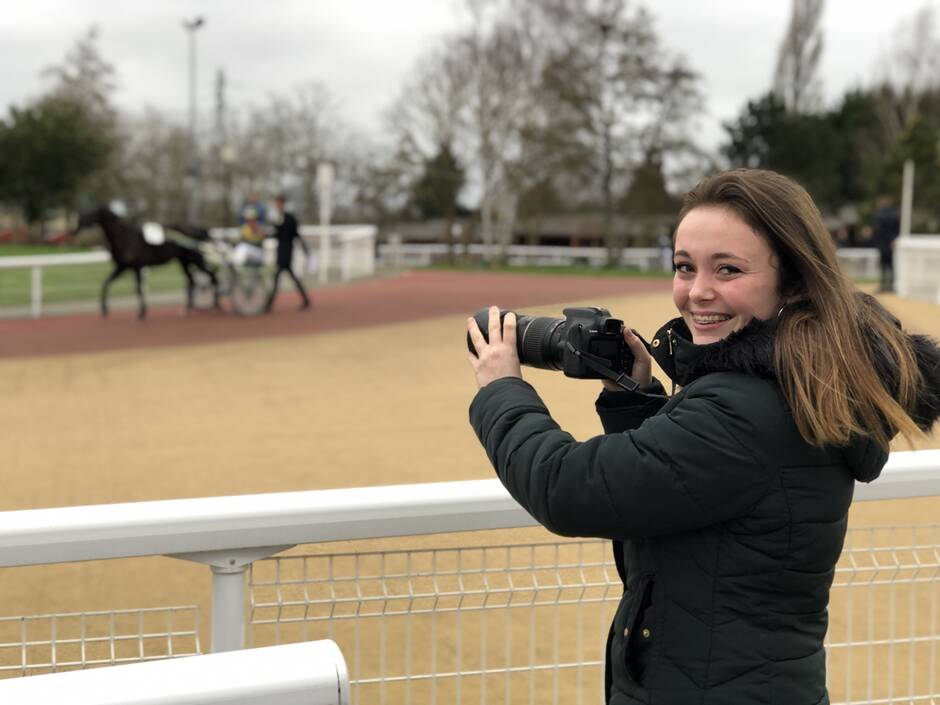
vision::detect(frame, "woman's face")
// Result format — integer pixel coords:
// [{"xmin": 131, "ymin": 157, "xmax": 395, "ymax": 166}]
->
[{"xmin": 672, "ymin": 206, "xmax": 783, "ymax": 345}]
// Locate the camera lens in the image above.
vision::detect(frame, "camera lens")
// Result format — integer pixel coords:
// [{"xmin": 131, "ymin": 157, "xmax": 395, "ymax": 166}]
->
[{"xmin": 467, "ymin": 308, "xmax": 566, "ymax": 371}]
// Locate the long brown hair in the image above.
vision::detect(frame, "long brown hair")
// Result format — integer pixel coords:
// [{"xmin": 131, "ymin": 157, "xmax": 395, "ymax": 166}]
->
[{"xmin": 677, "ymin": 168, "xmax": 922, "ymax": 449}]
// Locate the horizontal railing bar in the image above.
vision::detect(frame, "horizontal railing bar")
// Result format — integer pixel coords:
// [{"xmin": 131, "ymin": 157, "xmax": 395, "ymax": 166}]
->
[
  {"xmin": 351, "ymin": 660, "xmax": 606, "ymax": 684},
  {"xmin": 250, "ymin": 599, "xmax": 618, "ymax": 622},
  {"xmin": 0, "ymin": 655, "xmax": 195, "ymax": 672},
  {"xmin": 0, "ymin": 632, "xmax": 199, "ymax": 648},
  {"xmin": 827, "ymin": 635, "xmax": 940, "ymax": 648},
  {"xmin": 1, "ymin": 451, "xmax": 937, "ymax": 568},
  {"xmin": 0, "ymin": 251, "xmax": 110, "ymax": 269}
]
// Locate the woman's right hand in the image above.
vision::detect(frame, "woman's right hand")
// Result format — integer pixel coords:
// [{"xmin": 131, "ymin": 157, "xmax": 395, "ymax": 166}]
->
[{"xmin": 602, "ymin": 328, "xmax": 652, "ymax": 391}]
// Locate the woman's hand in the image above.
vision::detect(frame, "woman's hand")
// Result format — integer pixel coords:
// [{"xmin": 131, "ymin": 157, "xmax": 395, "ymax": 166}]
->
[
  {"xmin": 467, "ymin": 306, "xmax": 523, "ymax": 389},
  {"xmin": 601, "ymin": 327, "xmax": 653, "ymax": 391}
]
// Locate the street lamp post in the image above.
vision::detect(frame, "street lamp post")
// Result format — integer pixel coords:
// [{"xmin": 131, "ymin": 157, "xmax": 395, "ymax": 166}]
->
[{"xmin": 183, "ymin": 16, "xmax": 206, "ymax": 224}]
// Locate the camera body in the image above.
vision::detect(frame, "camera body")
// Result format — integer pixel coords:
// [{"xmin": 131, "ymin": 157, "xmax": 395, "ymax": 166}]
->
[
  {"xmin": 469, "ymin": 306, "xmax": 635, "ymax": 381},
  {"xmin": 558, "ymin": 307, "xmax": 634, "ymax": 378}
]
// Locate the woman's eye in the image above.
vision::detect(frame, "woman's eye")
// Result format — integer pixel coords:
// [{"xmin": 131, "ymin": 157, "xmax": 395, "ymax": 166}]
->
[
  {"xmin": 673, "ymin": 262, "xmax": 692, "ymax": 273},
  {"xmin": 717, "ymin": 265, "xmax": 741, "ymax": 275}
]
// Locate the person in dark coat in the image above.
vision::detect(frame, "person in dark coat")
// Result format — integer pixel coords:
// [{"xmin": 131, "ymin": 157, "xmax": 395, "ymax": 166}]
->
[
  {"xmin": 264, "ymin": 195, "xmax": 311, "ymax": 312},
  {"xmin": 466, "ymin": 169, "xmax": 940, "ymax": 705},
  {"xmin": 872, "ymin": 195, "xmax": 901, "ymax": 292}
]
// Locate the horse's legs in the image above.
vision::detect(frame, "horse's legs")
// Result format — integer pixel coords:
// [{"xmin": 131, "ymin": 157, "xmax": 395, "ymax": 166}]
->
[
  {"xmin": 197, "ymin": 262, "xmax": 221, "ymax": 310},
  {"xmin": 208, "ymin": 267, "xmax": 221, "ymax": 309},
  {"xmin": 100, "ymin": 264, "xmax": 127, "ymax": 317},
  {"xmin": 133, "ymin": 268, "xmax": 147, "ymax": 320},
  {"xmin": 179, "ymin": 261, "xmax": 196, "ymax": 314}
]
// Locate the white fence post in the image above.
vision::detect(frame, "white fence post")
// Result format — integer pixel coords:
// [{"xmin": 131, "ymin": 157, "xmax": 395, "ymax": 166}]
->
[
  {"xmin": 30, "ymin": 266, "xmax": 42, "ymax": 319},
  {"xmin": 173, "ymin": 546, "xmax": 294, "ymax": 653}
]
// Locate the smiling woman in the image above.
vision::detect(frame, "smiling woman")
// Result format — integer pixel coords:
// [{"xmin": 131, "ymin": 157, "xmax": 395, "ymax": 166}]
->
[
  {"xmin": 672, "ymin": 206, "xmax": 782, "ymax": 345},
  {"xmin": 466, "ymin": 168, "xmax": 940, "ymax": 705}
]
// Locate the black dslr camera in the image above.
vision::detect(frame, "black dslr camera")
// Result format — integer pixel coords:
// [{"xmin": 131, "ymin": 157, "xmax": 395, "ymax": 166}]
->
[{"xmin": 467, "ymin": 306, "xmax": 639, "ymax": 391}]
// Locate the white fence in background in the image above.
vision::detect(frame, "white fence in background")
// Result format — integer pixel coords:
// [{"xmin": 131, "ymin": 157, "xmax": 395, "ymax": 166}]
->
[
  {"xmin": 378, "ymin": 241, "xmax": 882, "ymax": 279},
  {"xmin": 896, "ymin": 235, "xmax": 940, "ymax": 304},
  {"xmin": 0, "ymin": 640, "xmax": 349, "ymax": 705},
  {"xmin": 0, "ymin": 241, "xmax": 883, "ymax": 320},
  {"xmin": 0, "ymin": 225, "xmax": 376, "ymax": 319},
  {"xmin": 0, "ymin": 250, "xmax": 110, "ymax": 319},
  {"xmin": 0, "ymin": 450, "xmax": 938, "ymax": 704},
  {"xmin": 210, "ymin": 225, "xmax": 376, "ymax": 285}
]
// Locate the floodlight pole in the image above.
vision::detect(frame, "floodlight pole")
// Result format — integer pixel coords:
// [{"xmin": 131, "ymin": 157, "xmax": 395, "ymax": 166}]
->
[{"xmin": 183, "ymin": 16, "xmax": 206, "ymax": 224}]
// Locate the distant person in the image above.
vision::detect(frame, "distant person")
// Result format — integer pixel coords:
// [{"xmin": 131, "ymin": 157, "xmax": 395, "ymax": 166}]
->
[
  {"xmin": 239, "ymin": 192, "xmax": 267, "ymax": 226},
  {"xmin": 233, "ymin": 206, "xmax": 266, "ymax": 267},
  {"xmin": 264, "ymin": 195, "xmax": 311, "ymax": 312},
  {"xmin": 872, "ymin": 195, "xmax": 901, "ymax": 292}
]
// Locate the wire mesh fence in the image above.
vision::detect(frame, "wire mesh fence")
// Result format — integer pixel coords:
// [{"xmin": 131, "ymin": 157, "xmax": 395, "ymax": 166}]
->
[
  {"xmin": 249, "ymin": 526, "xmax": 940, "ymax": 705},
  {"xmin": 249, "ymin": 539, "xmax": 618, "ymax": 705},
  {"xmin": 825, "ymin": 524, "xmax": 940, "ymax": 705},
  {"xmin": 0, "ymin": 606, "xmax": 200, "ymax": 677}
]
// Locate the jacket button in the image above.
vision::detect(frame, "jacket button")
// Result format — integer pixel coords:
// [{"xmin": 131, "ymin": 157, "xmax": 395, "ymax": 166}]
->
[
  {"xmin": 642, "ymin": 628, "xmax": 651, "ymax": 638},
  {"xmin": 623, "ymin": 627, "xmax": 629, "ymax": 637}
]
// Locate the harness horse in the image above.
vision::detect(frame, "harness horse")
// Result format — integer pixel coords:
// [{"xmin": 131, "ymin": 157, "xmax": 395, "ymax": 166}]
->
[{"xmin": 72, "ymin": 206, "xmax": 220, "ymax": 320}]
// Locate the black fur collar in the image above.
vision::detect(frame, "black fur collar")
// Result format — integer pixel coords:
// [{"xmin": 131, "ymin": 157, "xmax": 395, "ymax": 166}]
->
[
  {"xmin": 649, "ymin": 316, "xmax": 777, "ymax": 388},
  {"xmin": 648, "ymin": 311, "xmax": 940, "ymax": 433}
]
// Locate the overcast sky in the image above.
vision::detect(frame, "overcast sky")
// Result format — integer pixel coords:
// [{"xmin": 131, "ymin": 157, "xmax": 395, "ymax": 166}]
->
[{"xmin": 0, "ymin": 0, "xmax": 934, "ymax": 152}]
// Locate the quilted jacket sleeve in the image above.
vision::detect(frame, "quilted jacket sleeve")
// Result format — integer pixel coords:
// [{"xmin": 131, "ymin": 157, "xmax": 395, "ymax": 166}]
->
[
  {"xmin": 469, "ymin": 374, "xmax": 782, "ymax": 539},
  {"xmin": 595, "ymin": 379, "xmax": 668, "ymax": 433}
]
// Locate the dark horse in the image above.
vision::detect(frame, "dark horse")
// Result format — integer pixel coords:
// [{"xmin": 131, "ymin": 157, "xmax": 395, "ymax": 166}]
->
[{"xmin": 73, "ymin": 206, "xmax": 219, "ymax": 320}]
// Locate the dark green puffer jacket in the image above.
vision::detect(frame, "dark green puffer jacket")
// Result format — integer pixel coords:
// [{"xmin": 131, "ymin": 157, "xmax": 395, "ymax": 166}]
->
[{"xmin": 469, "ymin": 314, "xmax": 940, "ymax": 705}]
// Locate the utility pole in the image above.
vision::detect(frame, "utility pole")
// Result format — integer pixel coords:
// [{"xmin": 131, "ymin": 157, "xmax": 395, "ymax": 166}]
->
[
  {"xmin": 214, "ymin": 69, "xmax": 235, "ymax": 225},
  {"xmin": 183, "ymin": 16, "xmax": 206, "ymax": 224}
]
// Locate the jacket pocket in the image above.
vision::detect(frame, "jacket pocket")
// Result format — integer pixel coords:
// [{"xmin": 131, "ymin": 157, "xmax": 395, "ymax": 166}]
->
[
  {"xmin": 626, "ymin": 575, "xmax": 656, "ymax": 685},
  {"xmin": 610, "ymin": 574, "xmax": 656, "ymax": 690}
]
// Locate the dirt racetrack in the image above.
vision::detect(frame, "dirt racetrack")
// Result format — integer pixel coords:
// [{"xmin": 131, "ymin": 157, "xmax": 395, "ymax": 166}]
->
[{"xmin": 0, "ymin": 268, "xmax": 937, "ymax": 694}]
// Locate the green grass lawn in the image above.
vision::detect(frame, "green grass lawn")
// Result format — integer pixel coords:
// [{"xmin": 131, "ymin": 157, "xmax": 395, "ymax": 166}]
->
[{"xmin": 0, "ymin": 246, "xmax": 195, "ymax": 307}]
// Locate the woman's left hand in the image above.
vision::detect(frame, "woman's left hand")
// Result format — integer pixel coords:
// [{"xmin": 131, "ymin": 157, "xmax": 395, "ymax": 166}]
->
[{"xmin": 467, "ymin": 306, "xmax": 522, "ymax": 389}]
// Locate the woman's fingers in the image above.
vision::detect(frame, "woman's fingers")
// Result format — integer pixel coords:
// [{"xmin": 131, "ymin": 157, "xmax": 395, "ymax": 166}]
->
[
  {"xmin": 488, "ymin": 305, "xmax": 502, "ymax": 343},
  {"xmin": 467, "ymin": 316, "xmax": 487, "ymax": 355},
  {"xmin": 502, "ymin": 312, "xmax": 517, "ymax": 349}
]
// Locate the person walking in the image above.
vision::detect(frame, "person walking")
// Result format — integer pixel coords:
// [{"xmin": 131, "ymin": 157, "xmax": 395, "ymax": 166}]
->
[
  {"xmin": 264, "ymin": 195, "xmax": 311, "ymax": 312},
  {"xmin": 466, "ymin": 169, "xmax": 940, "ymax": 704},
  {"xmin": 872, "ymin": 195, "xmax": 901, "ymax": 292}
]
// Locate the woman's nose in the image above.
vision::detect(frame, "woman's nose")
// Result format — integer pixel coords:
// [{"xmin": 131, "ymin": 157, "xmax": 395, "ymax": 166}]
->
[{"xmin": 689, "ymin": 274, "xmax": 715, "ymax": 301}]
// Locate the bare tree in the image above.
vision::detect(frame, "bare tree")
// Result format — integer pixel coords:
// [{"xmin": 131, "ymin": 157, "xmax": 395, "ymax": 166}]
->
[
  {"xmin": 773, "ymin": 0, "xmax": 825, "ymax": 113},
  {"xmin": 524, "ymin": 0, "xmax": 688, "ymax": 261},
  {"xmin": 386, "ymin": 41, "xmax": 473, "ymax": 260},
  {"xmin": 870, "ymin": 4, "xmax": 940, "ymax": 144}
]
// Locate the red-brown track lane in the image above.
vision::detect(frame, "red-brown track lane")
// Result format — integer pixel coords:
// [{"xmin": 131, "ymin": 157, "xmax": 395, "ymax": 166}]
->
[{"xmin": 0, "ymin": 270, "xmax": 671, "ymax": 359}]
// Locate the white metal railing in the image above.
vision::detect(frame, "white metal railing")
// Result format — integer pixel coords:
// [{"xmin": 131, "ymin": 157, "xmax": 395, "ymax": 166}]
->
[
  {"xmin": 0, "ymin": 449, "xmax": 938, "ymax": 701},
  {"xmin": 211, "ymin": 225, "xmax": 376, "ymax": 284},
  {"xmin": 377, "ymin": 241, "xmax": 881, "ymax": 278},
  {"xmin": 0, "ymin": 250, "xmax": 110, "ymax": 319},
  {"xmin": 896, "ymin": 235, "xmax": 940, "ymax": 304},
  {"xmin": 0, "ymin": 640, "xmax": 350, "ymax": 705},
  {"xmin": 249, "ymin": 527, "xmax": 940, "ymax": 705},
  {"xmin": 0, "ymin": 225, "xmax": 376, "ymax": 319},
  {"xmin": 0, "ymin": 606, "xmax": 200, "ymax": 677}
]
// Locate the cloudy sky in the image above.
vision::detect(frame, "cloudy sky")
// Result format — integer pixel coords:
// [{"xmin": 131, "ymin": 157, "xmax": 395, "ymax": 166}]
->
[{"xmin": 0, "ymin": 0, "xmax": 934, "ymax": 152}]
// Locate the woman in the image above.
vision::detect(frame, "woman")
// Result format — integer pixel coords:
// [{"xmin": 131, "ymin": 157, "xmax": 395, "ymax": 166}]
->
[{"xmin": 466, "ymin": 169, "xmax": 940, "ymax": 704}]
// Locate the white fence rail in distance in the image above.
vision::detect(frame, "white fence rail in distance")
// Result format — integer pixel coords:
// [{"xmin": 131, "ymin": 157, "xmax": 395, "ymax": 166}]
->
[{"xmin": 0, "ymin": 225, "xmax": 376, "ymax": 319}]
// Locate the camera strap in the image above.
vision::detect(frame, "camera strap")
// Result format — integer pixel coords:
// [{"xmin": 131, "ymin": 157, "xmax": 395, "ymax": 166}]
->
[{"xmin": 565, "ymin": 344, "xmax": 640, "ymax": 392}]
